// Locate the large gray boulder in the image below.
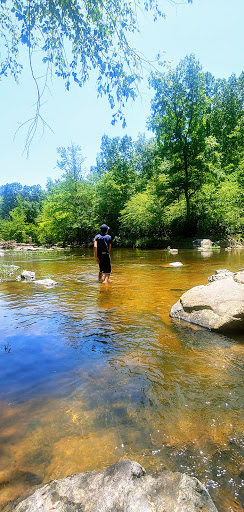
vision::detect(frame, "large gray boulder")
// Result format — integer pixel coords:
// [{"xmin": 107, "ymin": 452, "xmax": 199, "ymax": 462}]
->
[
  {"xmin": 193, "ymin": 239, "xmax": 213, "ymax": 248},
  {"xmin": 12, "ymin": 460, "xmax": 217, "ymax": 512},
  {"xmin": 170, "ymin": 269, "xmax": 244, "ymax": 332}
]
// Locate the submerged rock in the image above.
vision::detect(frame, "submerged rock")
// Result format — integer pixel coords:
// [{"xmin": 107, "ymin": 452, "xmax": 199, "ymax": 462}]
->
[
  {"xmin": 169, "ymin": 261, "xmax": 183, "ymax": 267},
  {"xmin": 170, "ymin": 269, "xmax": 244, "ymax": 332},
  {"xmin": 0, "ymin": 264, "xmax": 20, "ymax": 280},
  {"xmin": 12, "ymin": 460, "xmax": 217, "ymax": 512},
  {"xmin": 34, "ymin": 279, "xmax": 57, "ymax": 287}
]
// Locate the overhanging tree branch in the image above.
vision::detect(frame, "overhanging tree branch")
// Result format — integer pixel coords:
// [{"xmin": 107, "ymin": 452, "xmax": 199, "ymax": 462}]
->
[{"xmin": 1, "ymin": 0, "xmax": 192, "ymax": 154}]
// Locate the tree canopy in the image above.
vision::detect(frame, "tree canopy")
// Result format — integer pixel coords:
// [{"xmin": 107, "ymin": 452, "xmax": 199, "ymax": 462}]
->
[
  {"xmin": 1, "ymin": 53, "xmax": 243, "ymax": 246},
  {"xmin": 0, "ymin": 0, "xmax": 192, "ymax": 151},
  {"xmin": 149, "ymin": 54, "xmax": 221, "ymax": 227},
  {"xmin": 1, "ymin": 0, "xmax": 163, "ymax": 113}
]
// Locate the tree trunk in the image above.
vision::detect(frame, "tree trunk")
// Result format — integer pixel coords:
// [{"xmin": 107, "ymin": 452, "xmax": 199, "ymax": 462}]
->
[
  {"xmin": 183, "ymin": 147, "xmax": 191, "ymax": 225},
  {"xmin": 185, "ymin": 188, "xmax": 191, "ymax": 224}
]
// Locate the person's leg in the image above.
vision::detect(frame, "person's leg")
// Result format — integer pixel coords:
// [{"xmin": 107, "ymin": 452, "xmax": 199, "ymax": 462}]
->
[
  {"xmin": 98, "ymin": 258, "xmax": 103, "ymax": 281},
  {"xmin": 104, "ymin": 273, "xmax": 110, "ymax": 283},
  {"xmin": 103, "ymin": 254, "xmax": 111, "ymax": 283}
]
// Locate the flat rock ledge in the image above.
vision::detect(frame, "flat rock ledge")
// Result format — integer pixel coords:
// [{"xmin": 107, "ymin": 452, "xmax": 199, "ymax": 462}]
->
[
  {"xmin": 170, "ymin": 269, "xmax": 244, "ymax": 332},
  {"xmin": 12, "ymin": 460, "xmax": 217, "ymax": 512}
]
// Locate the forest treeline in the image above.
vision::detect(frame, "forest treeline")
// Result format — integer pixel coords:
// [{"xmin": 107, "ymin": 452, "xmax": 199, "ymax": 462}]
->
[{"xmin": 1, "ymin": 55, "xmax": 244, "ymax": 247}]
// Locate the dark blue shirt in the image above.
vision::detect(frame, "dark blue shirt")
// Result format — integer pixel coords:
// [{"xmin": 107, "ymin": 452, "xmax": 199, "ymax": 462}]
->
[{"xmin": 94, "ymin": 234, "xmax": 112, "ymax": 256}]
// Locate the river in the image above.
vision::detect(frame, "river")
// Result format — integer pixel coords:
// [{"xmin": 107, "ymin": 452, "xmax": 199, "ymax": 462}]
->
[{"xmin": 0, "ymin": 247, "xmax": 243, "ymax": 511}]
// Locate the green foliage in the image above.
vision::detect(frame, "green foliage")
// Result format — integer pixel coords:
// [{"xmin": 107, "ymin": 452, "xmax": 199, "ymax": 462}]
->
[
  {"xmin": 94, "ymin": 172, "xmax": 124, "ymax": 236},
  {"xmin": 38, "ymin": 174, "xmax": 96, "ymax": 245},
  {"xmin": 56, "ymin": 144, "xmax": 85, "ymax": 180},
  {"xmin": 0, "ymin": 182, "xmax": 23, "ymax": 218},
  {"xmin": 0, "ymin": 204, "xmax": 27, "ymax": 242},
  {"xmin": 210, "ymin": 75, "xmax": 244, "ymax": 162},
  {"xmin": 94, "ymin": 135, "xmax": 136, "ymax": 187},
  {"xmin": 120, "ymin": 189, "xmax": 158, "ymax": 238},
  {"xmin": 0, "ymin": 54, "xmax": 243, "ymax": 246},
  {"xmin": 195, "ymin": 176, "xmax": 244, "ymax": 236},
  {"xmin": 133, "ymin": 135, "xmax": 161, "ymax": 191},
  {"xmin": 162, "ymin": 198, "xmax": 188, "ymax": 236},
  {"xmin": 92, "ymin": 135, "xmax": 137, "ymax": 234},
  {"xmin": 0, "ymin": 187, "xmax": 43, "ymax": 242},
  {"xmin": 149, "ymin": 54, "xmax": 222, "ymax": 228},
  {"xmin": 0, "ymin": 182, "xmax": 45, "ymax": 221},
  {"xmin": 0, "ymin": 0, "xmax": 166, "ymax": 127}
]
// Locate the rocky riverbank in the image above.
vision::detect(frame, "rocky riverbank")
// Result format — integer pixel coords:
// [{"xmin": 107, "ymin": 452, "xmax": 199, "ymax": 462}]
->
[{"xmin": 0, "ymin": 240, "xmax": 62, "ymax": 251}]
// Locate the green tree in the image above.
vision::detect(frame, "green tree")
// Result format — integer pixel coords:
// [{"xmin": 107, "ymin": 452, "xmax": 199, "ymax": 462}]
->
[
  {"xmin": 149, "ymin": 54, "xmax": 220, "ymax": 232},
  {"xmin": 0, "ymin": 0, "xmax": 162, "ymax": 149},
  {"xmin": 120, "ymin": 187, "xmax": 163, "ymax": 242},
  {"xmin": 95, "ymin": 135, "xmax": 135, "ymax": 186},
  {"xmin": 0, "ymin": 182, "xmax": 23, "ymax": 219},
  {"xmin": 1, "ymin": 0, "xmax": 193, "ymax": 89},
  {"xmin": 0, "ymin": 1, "xmax": 192, "ymax": 151},
  {"xmin": 56, "ymin": 144, "xmax": 85, "ymax": 180},
  {"xmin": 93, "ymin": 135, "xmax": 137, "ymax": 234},
  {"xmin": 20, "ymin": 185, "xmax": 45, "ymax": 224},
  {"xmin": 210, "ymin": 74, "xmax": 244, "ymax": 163},
  {"xmin": 0, "ymin": 182, "xmax": 44, "ymax": 226},
  {"xmin": 195, "ymin": 176, "xmax": 244, "ymax": 236},
  {"xmin": 94, "ymin": 172, "xmax": 124, "ymax": 236},
  {"xmin": 0, "ymin": 199, "xmax": 34, "ymax": 242},
  {"xmin": 133, "ymin": 135, "xmax": 161, "ymax": 191},
  {"xmin": 39, "ymin": 147, "xmax": 96, "ymax": 244}
]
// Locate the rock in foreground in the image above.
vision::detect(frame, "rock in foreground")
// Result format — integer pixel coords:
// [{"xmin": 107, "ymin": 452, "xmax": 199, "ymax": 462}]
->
[
  {"xmin": 12, "ymin": 460, "xmax": 217, "ymax": 512},
  {"xmin": 170, "ymin": 269, "xmax": 244, "ymax": 332}
]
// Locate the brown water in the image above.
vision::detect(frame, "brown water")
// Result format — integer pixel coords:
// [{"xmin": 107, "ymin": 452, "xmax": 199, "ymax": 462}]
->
[{"xmin": 0, "ymin": 248, "xmax": 243, "ymax": 511}]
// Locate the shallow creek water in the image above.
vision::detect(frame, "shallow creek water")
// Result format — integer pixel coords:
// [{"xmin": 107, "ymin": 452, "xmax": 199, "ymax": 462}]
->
[{"xmin": 0, "ymin": 248, "xmax": 243, "ymax": 511}]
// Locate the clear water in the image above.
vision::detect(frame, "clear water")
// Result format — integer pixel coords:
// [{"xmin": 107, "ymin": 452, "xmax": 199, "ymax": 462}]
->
[{"xmin": 0, "ymin": 248, "xmax": 243, "ymax": 511}]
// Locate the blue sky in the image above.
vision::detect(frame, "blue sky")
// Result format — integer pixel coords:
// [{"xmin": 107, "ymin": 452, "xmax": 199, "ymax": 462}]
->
[{"xmin": 1, "ymin": 0, "xmax": 244, "ymax": 188}]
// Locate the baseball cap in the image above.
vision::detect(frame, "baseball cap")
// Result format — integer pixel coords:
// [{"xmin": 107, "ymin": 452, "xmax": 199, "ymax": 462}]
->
[{"xmin": 100, "ymin": 224, "xmax": 110, "ymax": 232}]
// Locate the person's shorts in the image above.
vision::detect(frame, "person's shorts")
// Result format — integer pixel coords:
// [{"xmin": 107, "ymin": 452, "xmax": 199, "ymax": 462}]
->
[{"xmin": 98, "ymin": 253, "xmax": 111, "ymax": 274}]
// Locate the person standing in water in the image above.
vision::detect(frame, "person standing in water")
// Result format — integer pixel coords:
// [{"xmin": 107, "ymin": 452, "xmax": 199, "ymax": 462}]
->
[{"xmin": 94, "ymin": 224, "xmax": 112, "ymax": 283}]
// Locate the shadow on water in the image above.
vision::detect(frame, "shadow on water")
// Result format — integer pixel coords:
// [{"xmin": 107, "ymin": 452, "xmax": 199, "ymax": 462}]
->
[{"xmin": 0, "ymin": 248, "xmax": 243, "ymax": 511}]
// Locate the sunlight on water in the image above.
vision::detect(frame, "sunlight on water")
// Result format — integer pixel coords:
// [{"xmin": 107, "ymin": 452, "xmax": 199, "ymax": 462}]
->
[{"xmin": 0, "ymin": 248, "xmax": 243, "ymax": 511}]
